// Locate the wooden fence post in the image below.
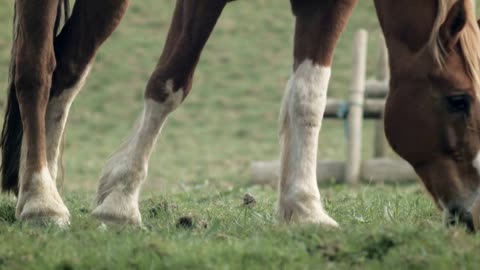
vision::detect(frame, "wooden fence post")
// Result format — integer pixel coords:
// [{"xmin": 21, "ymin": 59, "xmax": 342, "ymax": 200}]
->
[
  {"xmin": 345, "ymin": 29, "xmax": 368, "ymax": 184},
  {"xmin": 373, "ymin": 35, "xmax": 389, "ymax": 158}
]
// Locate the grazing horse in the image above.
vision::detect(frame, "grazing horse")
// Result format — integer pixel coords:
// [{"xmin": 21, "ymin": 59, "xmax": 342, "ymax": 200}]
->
[{"xmin": 1, "ymin": 0, "xmax": 480, "ymax": 231}]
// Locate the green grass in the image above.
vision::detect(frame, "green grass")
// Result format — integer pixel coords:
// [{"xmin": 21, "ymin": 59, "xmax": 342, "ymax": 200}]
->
[
  {"xmin": 0, "ymin": 184, "xmax": 479, "ymax": 269},
  {"xmin": 0, "ymin": 0, "xmax": 480, "ymax": 269}
]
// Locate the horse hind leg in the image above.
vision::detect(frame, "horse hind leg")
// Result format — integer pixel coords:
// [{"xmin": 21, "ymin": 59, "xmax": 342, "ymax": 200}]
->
[
  {"xmin": 46, "ymin": 0, "xmax": 129, "ymax": 184},
  {"xmin": 277, "ymin": 0, "xmax": 356, "ymax": 226},
  {"xmin": 92, "ymin": 0, "xmax": 229, "ymax": 226}
]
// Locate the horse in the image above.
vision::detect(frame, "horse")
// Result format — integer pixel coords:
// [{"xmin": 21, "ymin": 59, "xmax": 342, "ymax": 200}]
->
[{"xmin": 1, "ymin": 0, "xmax": 480, "ymax": 231}]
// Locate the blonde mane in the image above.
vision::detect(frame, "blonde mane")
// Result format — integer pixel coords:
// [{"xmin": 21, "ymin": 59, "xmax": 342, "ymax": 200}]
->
[{"xmin": 430, "ymin": 0, "xmax": 480, "ymax": 95}]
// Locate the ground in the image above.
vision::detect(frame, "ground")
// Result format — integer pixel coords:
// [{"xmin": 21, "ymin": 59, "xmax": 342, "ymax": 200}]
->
[{"xmin": 0, "ymin": 1, "xmax": 479, "ymax": 269}]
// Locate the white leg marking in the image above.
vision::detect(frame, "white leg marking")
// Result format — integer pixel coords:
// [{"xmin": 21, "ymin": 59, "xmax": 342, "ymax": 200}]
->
[
  {"xmin": 46, "ymin": 64, "xmax": 93, "ymax": 181},
  {"xmin": 471, "ymin": 151, "xmax": 480, "ymax": 207},
  {"xmin": 16, "ymin": 167, "xmax": 70, "ymax": 226},
  {"xmin": 277, "ymin": 60, "xmax": 338, "ymax": 227},
  {"xmin": 92, "ymin": 80, "xmax": 182, "ymax": 225},
  {"xmin": 472, "ymin": 151, "xmax": 480, "ymax": 177},
  {"xmin": 14, "ymin": 64, "xmax": 91, "ymax": 226},
  {"xmin": 471, "ymin": 151, "xmax": 480, "ymax": 230}
]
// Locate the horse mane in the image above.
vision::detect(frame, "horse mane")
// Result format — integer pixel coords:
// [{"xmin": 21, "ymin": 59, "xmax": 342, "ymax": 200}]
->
[{"xmin": 429, "ymin": 0, "xmax": 480, "ymax": 95}]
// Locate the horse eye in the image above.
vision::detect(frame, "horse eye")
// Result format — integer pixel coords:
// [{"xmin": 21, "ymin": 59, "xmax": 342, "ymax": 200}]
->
[{"xmin": 445, "ymin": 94, "xmax": 471, "ymax": 114}]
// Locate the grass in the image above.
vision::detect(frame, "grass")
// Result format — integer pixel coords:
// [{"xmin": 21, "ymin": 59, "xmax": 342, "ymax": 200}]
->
[
  {"xmin": 0, "ymin": 0, "xmax": 479, "ymax": 269},
  {"xmin": 0, "ymin": 184, "xmax": 479, "ymax": 270}
]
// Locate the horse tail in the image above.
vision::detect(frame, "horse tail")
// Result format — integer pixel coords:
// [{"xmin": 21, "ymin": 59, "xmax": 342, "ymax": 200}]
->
[
  {"xmin": 0, "ymin": 1, "xmax": 71, "ymax": 194},
  {"xmin": 1, "ymin": 1, "xmax": 22, "ymax": 194}
]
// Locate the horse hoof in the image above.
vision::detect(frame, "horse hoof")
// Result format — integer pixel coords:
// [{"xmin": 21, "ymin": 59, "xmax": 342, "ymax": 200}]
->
[
  {"xmin": 19, "ymin": 206, "xmax": 70, "ymax": 227},
  {"xmin": 277, "ymin": 199, "xmax": 339, "ymax": 228},
  {"xmin": 91, "ymin": 191, "xmax": 142, "ymax": 227},
  {"xmin": 313, "ymin": 212, "xmax": 339, "ymax": 228},
  {"xmin": 20, "ymin": 215, "xmax": 70, "ymax": 227},
  {"xmin": 91, "ymin": 211, "xmax": 142, "ymax": 227},
  {"xmin": 17, "ymin": 196, "xmax": 70, "ymax": 227}
]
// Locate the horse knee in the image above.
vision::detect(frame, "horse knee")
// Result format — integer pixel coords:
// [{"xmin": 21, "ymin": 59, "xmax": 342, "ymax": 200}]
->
[
  {"xmin": 51, "ymin": 59, "xmax": 88, "ymax": 95},
  {"xmin": 15, "ymin": 53, "xmax": 56, "ymax": 105},
  {"xmin": 15, "ymin": 73, "xmax": 53, "ymax": 107}
]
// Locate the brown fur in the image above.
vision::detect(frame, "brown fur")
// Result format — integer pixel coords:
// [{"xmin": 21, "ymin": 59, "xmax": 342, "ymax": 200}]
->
[
  {"xmin": 376, "ymin": 0, "xmax": 480, "ymax": 231},
  {"xmin": 145, "ymin": 0, "xmax": 228, "ymax": 102},
  {"xmin": 1, "ymin": 0, "xmax": 128, "ymax": 195},
  {"xmin": 1, "ymin": 0, "xmax": 70, "ymax": 194},
  {"xmin": 3, "ymin": 0, "xmax": 480, "ymax": 230},
  {"xmin": 291, "ymin": 0, "xmax": 357, "ymax": 68}
]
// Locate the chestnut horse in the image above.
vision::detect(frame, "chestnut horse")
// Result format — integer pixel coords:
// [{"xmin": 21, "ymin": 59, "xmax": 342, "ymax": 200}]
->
[{"xmin": 2, "ymin": 0, "xmax": 480, "ymax": 231}]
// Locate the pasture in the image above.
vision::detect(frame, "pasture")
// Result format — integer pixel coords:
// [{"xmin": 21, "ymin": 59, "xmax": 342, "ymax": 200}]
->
[{"xmin": 0, "ymin": 0, "xmax": 479, "ymax": 269}]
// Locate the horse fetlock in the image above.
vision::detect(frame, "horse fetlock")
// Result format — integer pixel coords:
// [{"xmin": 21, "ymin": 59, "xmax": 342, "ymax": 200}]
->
[
  {"xmin": 101, "ymin": 162, "xmax": 147, "ymax": 189},
  {"xmin": 16, "ymin": 169, "xmax": 70, "ymax": 226},
  {"xmin": 93, "ymin": 161, "xmax": 144, "ymax": 226},
  {"xmin": 277, "ymin": 188, "xmax": 338, "ymax": 227}
]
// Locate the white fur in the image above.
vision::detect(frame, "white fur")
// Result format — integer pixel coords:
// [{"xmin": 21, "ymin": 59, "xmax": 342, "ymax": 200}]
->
[
  {"xmin": 467, "ymin": 151, "xmax": 480, "ymax": 224},
  {"xmin": 15, "ymin": 64, "xmax": 92, "ymax": 225},
  {"xmin": 46, "ymin": 64, "xmax": 93, "ymax": 181},
  {"xmin": 16, "ymin": 167, "xmax": 70, "ymax": 226},
  {"xmin": 472, "ymin": 151, "xmax": 480, "ymax": 177},
  {"xmin": 277, "ymin": 60, "xmax": 338, "ymax": 227},
  {"xmin": 92, "ymin": 80, "xmax": 182, "ymax": 225}
]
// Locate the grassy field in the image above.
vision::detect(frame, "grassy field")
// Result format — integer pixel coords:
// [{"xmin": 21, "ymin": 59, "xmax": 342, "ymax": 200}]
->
[
  {"xmin": 0, "ymin": 1, "xmax": 480, "ymax": 269},
  {"xmin": 1, "ymin": 184, "xmax": 479, "ymax": 270}
]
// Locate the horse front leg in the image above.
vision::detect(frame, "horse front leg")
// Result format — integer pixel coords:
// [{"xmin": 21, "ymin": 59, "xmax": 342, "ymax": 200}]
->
[
  {"xmin": 277, "ymin": 0, "xmax": 357, "ymax": 226},
  {"xmin": 92, "ymin": 0, "xmax": 229, "ymax": 226},
  {"xmin": 13, "ymin": 1, "xmax": 69, "ymax": 225}
]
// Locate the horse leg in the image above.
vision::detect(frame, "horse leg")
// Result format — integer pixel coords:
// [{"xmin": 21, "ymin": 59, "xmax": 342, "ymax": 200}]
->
[
  {"xmin": 277, "ymin": 0, "xmax": 357, "ymax": 225},
  {"xmin": 13, "ymin": 1, "xmax": 70, "ymax": 225},
  {"xmin": 46, "ymin": 0, "xmax": 129, "ymax": 183},
  {"xmin": 92, "ymin": 0, "xmax": 229, "ymax": 225}
]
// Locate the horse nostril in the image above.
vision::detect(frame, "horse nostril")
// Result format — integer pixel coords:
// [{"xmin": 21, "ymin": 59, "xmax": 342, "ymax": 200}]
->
[{"xmin": 447, "ymin": 206, "xmax": 475, "ymax": 233}]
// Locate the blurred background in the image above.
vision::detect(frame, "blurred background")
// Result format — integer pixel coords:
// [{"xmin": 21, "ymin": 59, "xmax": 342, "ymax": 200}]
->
[{"xmin": 0, "ymin": 1, "xmax": 385, "ymax": 192}]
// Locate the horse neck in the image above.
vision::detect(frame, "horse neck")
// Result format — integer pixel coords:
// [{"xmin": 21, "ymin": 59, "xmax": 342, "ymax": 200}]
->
[
  {"xmin": 374, "ymin": 0, "xmax": 441, "ymax": 84},
  {"xmin": 374, "ymin": 0, "xmax": 437, "ymax": 53}
]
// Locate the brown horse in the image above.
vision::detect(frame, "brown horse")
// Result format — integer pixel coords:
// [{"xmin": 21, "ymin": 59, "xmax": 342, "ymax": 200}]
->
[{"xmin": 2, "ymin": 0, "xmax": 480, "ymax": 231}]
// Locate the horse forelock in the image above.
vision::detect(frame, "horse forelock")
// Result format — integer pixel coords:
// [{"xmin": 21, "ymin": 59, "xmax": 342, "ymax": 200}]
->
[{"xmin": 430, "ymin": 0, "xmax": 480, "ymax": 97}]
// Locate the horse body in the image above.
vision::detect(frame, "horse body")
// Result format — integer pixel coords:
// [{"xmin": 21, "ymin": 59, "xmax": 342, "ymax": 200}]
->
[{"xmin": 2, "ymin": 0, "xmax": 480, "ymax": 231}]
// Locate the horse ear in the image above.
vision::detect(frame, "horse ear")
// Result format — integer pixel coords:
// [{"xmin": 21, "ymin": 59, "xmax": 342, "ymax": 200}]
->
[{"xmin": 440, "ymin": 0, "xmax": 467, "ymax": 51}]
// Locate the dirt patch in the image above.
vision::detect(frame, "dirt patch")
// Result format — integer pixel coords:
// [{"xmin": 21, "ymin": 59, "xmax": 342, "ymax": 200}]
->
[
  {"xmin": 362, "ymin": 235, "xmax": 397, "ymax": 260},
  {"xmin": 56, "ymin": 260, "xmax": 76, "ymax": 270},
  {"xmin": 176, "ymin": 215, "xmax": 194, "ymax": 229},
  {"xmin": 242, "ymin": 193, "xmax": 256, "ymax": 207},
  {"xmin": 309, "ymin": 243, "xmax": 343, "ymax": 261},
  {"xmin": 308, "ymin": 234, "xmax": 398, "ymax": 263},
  {"xmin": 175, "ymin": 214, "xmax": 208, "ymax": 229}
]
